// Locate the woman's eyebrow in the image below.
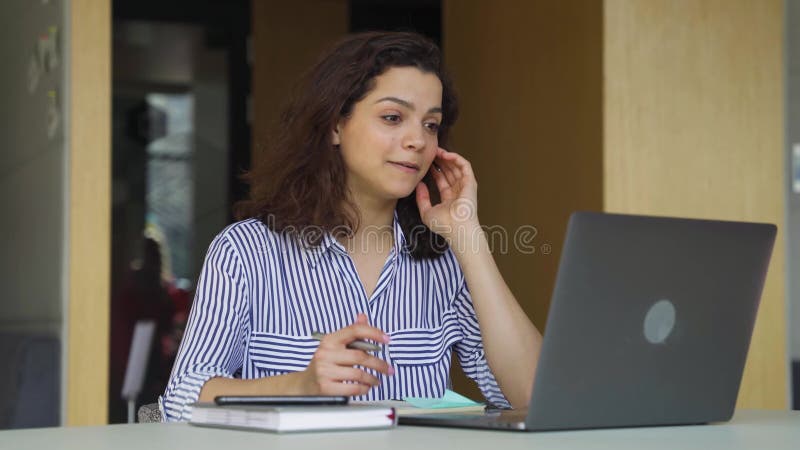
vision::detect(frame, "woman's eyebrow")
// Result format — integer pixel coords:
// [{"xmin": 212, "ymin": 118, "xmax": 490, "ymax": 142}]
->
[{"xmin": 374, "ymin": 96, "xmax": 442, "ymax": 114}]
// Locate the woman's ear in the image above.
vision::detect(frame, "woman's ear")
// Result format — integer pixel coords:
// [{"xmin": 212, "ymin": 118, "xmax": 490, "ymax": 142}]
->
[{"xmin": 421, "ymin": 169, "xmax": 441, "ymax": 205}]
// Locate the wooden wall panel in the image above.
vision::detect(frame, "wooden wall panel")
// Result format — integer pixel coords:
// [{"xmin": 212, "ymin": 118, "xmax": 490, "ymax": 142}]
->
[
  {"xmin": 251, "ymin": 0, "xmax": 348, "ymax": 157},
  {"xmin": 443, "ymin": 0, "xmax": 604, "ymax": 399},
  {"xmin": 604, "ymin": 0, "xmax": 786, "ymax": 408},
  {"xmin": 67, "ymin": 0, "xmax": 111, "ymax": 425}
]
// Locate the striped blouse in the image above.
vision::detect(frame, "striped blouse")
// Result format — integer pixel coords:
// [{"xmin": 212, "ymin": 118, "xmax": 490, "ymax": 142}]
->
[{"xmin": 160, "ymin": 214, "xmax": 510, "ymax": 421}]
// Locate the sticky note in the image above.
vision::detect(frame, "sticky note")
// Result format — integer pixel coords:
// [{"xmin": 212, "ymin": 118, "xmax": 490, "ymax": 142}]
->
[{"xmin": 403, "ymin": 389, "xmax": 483, "ymax": 409}]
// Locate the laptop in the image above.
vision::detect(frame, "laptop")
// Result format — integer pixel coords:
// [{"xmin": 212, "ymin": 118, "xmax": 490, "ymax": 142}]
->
[{"xmin": 400, "ymin": 211, "xmax": 777, "ymax": 432}]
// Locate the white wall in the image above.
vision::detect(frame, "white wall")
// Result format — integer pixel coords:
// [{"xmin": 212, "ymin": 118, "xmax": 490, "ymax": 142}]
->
[
  {"xmin": 0, "ymin": 0, "xmax": 66, "ymax": 336},
  {"xmin": 0, "ymin": 0, "xmax": 66, "ymax": 429}
]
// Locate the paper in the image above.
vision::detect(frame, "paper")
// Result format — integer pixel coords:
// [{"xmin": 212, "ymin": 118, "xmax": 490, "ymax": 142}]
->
[{"xmin": 402, "ymin": 390, "xmax": 483, "ymax": 409}]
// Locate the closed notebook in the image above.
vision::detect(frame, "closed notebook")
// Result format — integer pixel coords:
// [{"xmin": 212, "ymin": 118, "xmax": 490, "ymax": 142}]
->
[{"xmin": 189, "ymin": 403, "xmax": 397, "ymax": 433}]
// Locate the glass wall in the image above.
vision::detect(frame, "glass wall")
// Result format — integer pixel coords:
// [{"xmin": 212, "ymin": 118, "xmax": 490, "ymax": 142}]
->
[
  {"xmin": 110, "ymin": 19, "xmax": 233, "ymax": 423},
  {"xmin": 787, "ymin": 0, "xmax": 800, "ymax": 410}
]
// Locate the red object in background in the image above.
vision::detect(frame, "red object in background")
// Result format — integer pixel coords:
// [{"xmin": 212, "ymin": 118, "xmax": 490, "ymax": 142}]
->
[{"xmin": 167, "ymin": 284, "xmax": 191, "ymax": 318}]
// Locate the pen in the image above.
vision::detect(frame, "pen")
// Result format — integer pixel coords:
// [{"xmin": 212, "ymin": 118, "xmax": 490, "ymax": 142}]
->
[{"xmin": 311, "ymin": 331, "xmax": 382, "ymax": 352}]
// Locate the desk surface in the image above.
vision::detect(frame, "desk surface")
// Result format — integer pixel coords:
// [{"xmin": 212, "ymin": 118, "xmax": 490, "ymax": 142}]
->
[{"xmin": 1, "ymin": 410, "xmax": 798, "ymax": 450}]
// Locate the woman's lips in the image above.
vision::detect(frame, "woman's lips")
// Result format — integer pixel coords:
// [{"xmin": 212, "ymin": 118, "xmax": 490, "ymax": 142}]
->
[{"xmin": 387, "ymin": 161, "xmax": 419, "ymax": 173}]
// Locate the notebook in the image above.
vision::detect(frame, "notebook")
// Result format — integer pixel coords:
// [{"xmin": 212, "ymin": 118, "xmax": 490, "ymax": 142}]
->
[{"xmin": 189, "ymin": 403, "xmax": 396, "ymax": 433}]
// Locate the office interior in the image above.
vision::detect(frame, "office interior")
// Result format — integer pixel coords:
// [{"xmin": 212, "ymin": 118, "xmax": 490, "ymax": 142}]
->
[{"xmin": 0, "ymin": 0, "xmax": 797, "ymax": 429}]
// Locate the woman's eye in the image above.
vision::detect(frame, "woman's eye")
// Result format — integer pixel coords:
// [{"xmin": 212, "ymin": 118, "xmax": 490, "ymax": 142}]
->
[
  {"xmin": 425, "ymin": 122, "xmax": 440, "ymax": 133},
  {"xmin": 382, "ymin": 114, "xmax": 401, "ymax": 123}
]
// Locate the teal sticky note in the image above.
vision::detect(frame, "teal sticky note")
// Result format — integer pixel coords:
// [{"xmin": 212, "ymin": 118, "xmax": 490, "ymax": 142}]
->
[{"xmin": 403, "ymin": 389, "xmax": 483, "ymax": 409}]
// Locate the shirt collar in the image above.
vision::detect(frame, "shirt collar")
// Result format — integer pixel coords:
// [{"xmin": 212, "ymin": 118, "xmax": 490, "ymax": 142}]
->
[
  {"xmin": 302, "ymin": 232, "xmax": 342, "ymax": 268},
  {"xmin": 392, "ymin": 211, "xmax": 409, "ymax": 256},
  {"xmin": 303, "ymin": 211, "xmax": 409, "ymax": 268}
]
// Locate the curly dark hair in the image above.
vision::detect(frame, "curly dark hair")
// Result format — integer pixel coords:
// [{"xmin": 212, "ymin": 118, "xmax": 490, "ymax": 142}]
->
[{"xmin": 236, "ymin": 31, "xmax": 459, "ymax": 259}]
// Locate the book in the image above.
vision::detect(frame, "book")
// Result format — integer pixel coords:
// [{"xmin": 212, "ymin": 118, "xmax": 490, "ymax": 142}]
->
[{"xmin": 189, "ymin": 403, "xmax": 397, "ymax": 433}]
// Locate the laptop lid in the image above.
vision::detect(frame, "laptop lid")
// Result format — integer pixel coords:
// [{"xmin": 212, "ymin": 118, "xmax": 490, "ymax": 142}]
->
[{"xmin": 525, "ymin": 212, "xmax": 776, "ymax": 430}]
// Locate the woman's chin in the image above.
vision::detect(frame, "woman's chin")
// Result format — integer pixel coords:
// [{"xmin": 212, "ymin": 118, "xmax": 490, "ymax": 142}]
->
[{"xmin": 383, "ymin": 184, "xmax": 418, "ymax": 201}]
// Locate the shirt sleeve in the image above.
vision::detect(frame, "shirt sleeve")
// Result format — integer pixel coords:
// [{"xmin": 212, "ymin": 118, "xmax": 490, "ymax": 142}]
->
[
  {"xmin": 159, "ymin": 231, "xmax": 250, "ymax": 421},
  {"xmin": 452, "ymin": 279, "xmax": 512, "ymax": 409}
]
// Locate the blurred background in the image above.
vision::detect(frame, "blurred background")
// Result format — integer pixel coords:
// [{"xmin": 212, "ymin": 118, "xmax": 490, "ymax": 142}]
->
[{"xmin": 0, "ymin": 0, "xmax": 798, "ymax": 427}]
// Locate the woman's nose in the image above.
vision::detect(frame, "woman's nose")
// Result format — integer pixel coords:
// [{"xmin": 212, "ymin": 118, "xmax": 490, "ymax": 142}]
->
[{"xmin": 402, "ymin": 126, "xmax": 426, "ymax": 151}]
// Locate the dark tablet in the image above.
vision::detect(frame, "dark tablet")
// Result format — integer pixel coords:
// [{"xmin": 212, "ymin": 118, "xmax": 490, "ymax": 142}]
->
[{"xmin": 214, "ymin": 395, "xmax": 349, "ymax": 406}]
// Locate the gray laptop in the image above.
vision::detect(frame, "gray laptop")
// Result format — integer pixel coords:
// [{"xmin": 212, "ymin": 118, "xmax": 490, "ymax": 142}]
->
[{"xmin": 400, "ymin": 211, "xmax": 776, "ymax": 431}]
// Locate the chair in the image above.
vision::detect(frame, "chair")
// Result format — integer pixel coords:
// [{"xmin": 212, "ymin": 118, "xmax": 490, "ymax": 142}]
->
[
  {"xmin": 137, "ymin": 403, "xmax": 163, "ymax": 423},
  {"xmin": 122, "ymin": 320, "xmax": 156, "ymax": 423}
]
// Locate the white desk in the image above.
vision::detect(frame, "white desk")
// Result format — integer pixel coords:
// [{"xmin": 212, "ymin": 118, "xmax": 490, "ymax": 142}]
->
[{"xmin": 1, "ymin": 410, "xmax": 798, "ymax": 450}]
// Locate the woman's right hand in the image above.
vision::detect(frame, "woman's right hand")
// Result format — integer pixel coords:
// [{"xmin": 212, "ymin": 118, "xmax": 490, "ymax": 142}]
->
[{"xmin": 300, "ymin": 313, "xmax": 394, "ymax": 396}]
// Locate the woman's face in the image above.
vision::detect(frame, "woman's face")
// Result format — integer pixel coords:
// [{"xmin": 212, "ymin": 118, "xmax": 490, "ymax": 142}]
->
[{"xmin": 333, "ymin": 66, "xmax": 443, "ymax": 204}]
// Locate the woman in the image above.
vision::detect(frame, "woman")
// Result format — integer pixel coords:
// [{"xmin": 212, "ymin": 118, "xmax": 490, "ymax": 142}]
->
[{"xmin": 160, "ymin": 31, "xmax": 542, "ymax": 422}]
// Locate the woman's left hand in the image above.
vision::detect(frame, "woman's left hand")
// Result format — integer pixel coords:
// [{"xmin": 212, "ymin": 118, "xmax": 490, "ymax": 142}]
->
[{"xmin": 415, "ymin": 147, "xmax": 480, "ymax": 244}]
